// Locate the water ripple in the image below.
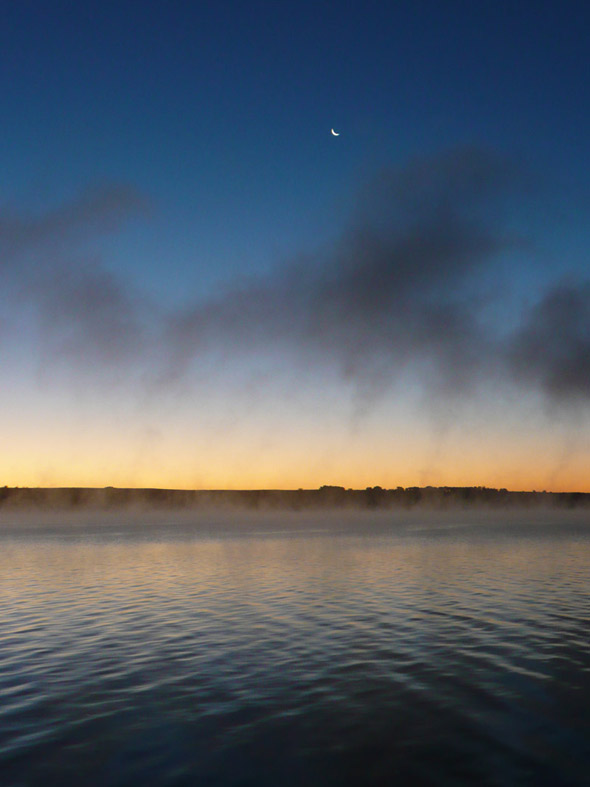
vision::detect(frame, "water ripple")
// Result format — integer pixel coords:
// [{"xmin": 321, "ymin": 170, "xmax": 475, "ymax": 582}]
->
[{"xmin": 0, "ymin": 515, "xmax": 589, "ymax": 786}]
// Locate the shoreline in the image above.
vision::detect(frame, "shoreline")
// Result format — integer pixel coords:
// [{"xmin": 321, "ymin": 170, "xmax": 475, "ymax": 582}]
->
[{"xmin": 1, "ymin": 485, "xmax": 589, "ymax": 511}]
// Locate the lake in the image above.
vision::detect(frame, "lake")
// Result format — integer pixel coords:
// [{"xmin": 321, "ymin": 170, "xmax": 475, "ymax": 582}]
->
[{"xmin": 0, "ymin": 510, "xmax": 589, "ymax": 786}]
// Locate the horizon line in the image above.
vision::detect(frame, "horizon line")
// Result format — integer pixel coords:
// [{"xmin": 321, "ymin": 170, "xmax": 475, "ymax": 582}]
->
[{"xmin": 3, "ymin": 484, "xmax": 589, "ymax": 496}]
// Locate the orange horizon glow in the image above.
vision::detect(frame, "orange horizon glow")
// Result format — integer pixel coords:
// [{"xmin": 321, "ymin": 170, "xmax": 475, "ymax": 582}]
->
[
  {"xmin": 2, "ymin": 470, "xmax": 589, "ymax": 496},
  {"xmin": 3, "ymin": 381, "xmax": 589, "ymax": 496},
  {"xmin": 3, "ymin": 441, "xmax": 590, "ymax": 493}
]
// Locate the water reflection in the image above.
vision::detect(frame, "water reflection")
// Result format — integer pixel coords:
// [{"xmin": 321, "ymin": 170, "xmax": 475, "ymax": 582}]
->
[{"xmin": 0, "ymin": 514, "xmax": 589, "ymax": 786}]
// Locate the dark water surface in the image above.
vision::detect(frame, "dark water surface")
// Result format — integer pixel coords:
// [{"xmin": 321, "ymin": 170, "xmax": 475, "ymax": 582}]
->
[{"xmin": 0, "ymin": 511, "xmax": 589, "ymax": 786}]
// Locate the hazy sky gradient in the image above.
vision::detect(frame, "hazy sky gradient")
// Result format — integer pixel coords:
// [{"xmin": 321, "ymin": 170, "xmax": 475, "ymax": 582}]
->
[{"xmin": 2, "ymin": 1, "xmax": 590, "ymax": 490}]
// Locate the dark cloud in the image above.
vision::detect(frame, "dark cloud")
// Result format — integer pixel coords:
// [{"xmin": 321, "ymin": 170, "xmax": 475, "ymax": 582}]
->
[
  {"xmin": 0, "ymin": 184, "xmax": 149, "ymax": 375},
  {"xmin": 0, "ymin": 184, "xmax": 146, "ymax": 262},
  {"xmin": 3, "ymin": 152, "xmax": 590, "ymax": 410},
  {"xmin": 33, "ymin": 265, "xmax": 147, "ymax": 368},
  {"xmin": 166, "ymin": 148, "xmax": 522, "ymax": 396},
  {"xmin": 508, "ymin": 281, "xmax": 590, "ymax": 402},
  {"xmin": 165, "ymin": 147, "xmax": 590, "ymax": 409}
]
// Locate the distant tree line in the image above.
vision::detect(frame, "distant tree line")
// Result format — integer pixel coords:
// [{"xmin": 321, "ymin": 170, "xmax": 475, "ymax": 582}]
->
[{"xmin": 0, "ymin": 485, "xmax": 588, "ymax": 510}]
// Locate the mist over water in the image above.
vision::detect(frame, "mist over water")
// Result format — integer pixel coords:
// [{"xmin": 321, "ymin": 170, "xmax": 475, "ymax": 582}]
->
[{"xmin": 1, "ymin": 513, "xmax": 589, "ymax": 786}]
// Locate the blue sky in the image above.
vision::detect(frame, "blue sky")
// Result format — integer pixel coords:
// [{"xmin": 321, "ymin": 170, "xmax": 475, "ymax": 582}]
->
[
  {"xmin": 2, "ymin": 1, "xmax": 590, "ymax": 489},
  {"xmin": 4, "ymin": 0, "xmax": 590, "ymax": 293}
]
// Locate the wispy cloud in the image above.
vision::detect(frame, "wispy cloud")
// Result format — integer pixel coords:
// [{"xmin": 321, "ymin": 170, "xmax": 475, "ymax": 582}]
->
[
  {"xmin": 0, "ymin": 184, "xmax": 146, "ymax": 259},
  {"xmin": 0, "ymin": 185, "xmax": 149, "ymax": 375},
  {"xmin": 508, "ymin": 281, "xmax": 590, "ymax": 403},
  {"xmin": 2, "ymin": 151, "xmax": 590, "ymax": 412},
  {"xmin": 166, "ymin": 148, "xmax": 525, "ymax": 398}
]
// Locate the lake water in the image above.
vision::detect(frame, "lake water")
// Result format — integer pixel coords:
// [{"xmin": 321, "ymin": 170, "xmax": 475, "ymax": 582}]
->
[{"xmin": 0, "ymin": 511, "xmax": 589, "ymax": 786}]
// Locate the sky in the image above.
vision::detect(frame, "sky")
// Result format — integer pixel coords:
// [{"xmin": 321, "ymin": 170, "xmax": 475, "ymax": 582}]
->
[{"xmin": 2, "ymin": 0, "xmax": 590, "ymax": 491}]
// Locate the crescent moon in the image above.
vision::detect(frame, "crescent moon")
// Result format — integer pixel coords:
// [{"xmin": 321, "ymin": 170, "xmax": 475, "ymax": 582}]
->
[{"xmin": 331, "ymin": 129, "xmax": 340, "ymax": 136}]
